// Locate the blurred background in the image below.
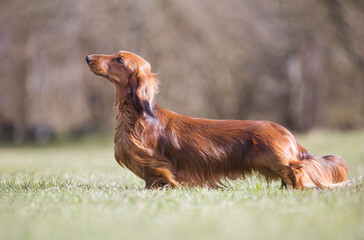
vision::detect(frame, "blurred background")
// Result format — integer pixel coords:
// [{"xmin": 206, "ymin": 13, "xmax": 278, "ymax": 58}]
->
[{"xmin": 1, "ymin": 0, "xmax": 364, "ymax": 144}]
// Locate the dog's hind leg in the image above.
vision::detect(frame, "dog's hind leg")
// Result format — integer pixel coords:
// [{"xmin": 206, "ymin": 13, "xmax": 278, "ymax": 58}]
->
[{"xmin": 263, "ymin": 158, "xmax": 303, "ymax": 189}]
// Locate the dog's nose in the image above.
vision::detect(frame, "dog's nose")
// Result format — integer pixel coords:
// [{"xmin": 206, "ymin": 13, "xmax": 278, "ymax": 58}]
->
[{"xmin": 86, "ymin": 55, "xmax": 92, "ymax": 64}]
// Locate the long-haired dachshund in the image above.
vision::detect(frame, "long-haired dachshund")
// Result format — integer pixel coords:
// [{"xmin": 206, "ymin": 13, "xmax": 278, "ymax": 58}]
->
[{"xmin": 86, "ymin": 51, "xmax": 348, "ymax": 189}]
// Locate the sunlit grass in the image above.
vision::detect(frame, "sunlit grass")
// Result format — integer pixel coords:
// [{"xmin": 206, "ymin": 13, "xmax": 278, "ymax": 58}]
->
[{"xmin": 0, "ymin": 131, "xmax": 363, "ymax": 240}]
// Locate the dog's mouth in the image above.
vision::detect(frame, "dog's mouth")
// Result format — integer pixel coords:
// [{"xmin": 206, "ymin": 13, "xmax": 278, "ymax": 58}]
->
[
  {"xmin": 89, "ymin": 67, "xmax": 115, "ymax": 83},
  {"xmin": 89, "ymin": 67, "xmax": 105, "ymax": 77}
]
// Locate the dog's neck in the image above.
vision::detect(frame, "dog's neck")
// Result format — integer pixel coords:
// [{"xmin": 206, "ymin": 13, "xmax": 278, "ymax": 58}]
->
[
  {"xmin": 114, "ymin": 100, "xmax": 138, "ymax": 139},
  {"xmin": 113, "ymin": 98, "xmax": 161, "ymax": 142}
]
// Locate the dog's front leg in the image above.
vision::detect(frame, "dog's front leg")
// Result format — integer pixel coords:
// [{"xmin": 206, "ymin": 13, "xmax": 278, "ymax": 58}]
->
[{"xmin": 143, "ymin": 167, "xmax": 178, "ymax": 189}]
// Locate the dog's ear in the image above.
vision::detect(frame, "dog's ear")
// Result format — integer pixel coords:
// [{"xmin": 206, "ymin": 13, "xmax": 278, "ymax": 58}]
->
[{"xmin": 130, "ymin": 68, "xmax": 158, "ymax": 118}]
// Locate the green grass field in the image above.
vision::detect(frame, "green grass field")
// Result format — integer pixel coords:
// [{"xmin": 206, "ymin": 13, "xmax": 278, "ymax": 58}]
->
[{"xmin": 1, "ymin": 131, "xmax": 364, "ymax": 240}]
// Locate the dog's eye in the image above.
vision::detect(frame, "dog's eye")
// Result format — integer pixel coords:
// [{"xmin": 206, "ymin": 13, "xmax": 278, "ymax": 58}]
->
[{"xmin": 115, "ymin": 57, "xmax": 124, "ymax": 64}]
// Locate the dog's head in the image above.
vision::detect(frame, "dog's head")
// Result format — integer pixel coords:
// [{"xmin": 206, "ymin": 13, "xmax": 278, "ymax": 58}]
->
[{"xmin": 86, "ymin": 51, "xmax": 158, "ymax": 117}]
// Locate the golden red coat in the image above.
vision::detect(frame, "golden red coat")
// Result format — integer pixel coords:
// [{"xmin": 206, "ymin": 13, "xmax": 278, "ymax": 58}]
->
[{"xmin": 86, "ymin": 51, "xmax": 347, "ymax": 189}]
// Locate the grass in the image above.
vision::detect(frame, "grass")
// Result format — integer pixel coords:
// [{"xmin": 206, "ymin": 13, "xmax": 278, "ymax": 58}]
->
[{"xmin": 0, "ymin": 131, "xmax": 364, "ymax": 240}]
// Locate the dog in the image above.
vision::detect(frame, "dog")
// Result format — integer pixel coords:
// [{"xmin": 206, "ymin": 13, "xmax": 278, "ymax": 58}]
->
[{"xmin": 86, "ymin": 51, "xmax": 348, "ymax": 189}]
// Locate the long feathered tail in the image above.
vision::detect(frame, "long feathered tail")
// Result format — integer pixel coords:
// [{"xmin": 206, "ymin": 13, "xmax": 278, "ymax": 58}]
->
[{"xmin": 291, "ymin": 152, "xmax": 350, "ymax": 189}]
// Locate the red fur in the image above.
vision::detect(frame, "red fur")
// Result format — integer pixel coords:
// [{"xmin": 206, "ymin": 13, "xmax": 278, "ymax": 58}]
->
[{"xmin": 86, "ymin": 51, "xmax": 348, "ymax": 189}]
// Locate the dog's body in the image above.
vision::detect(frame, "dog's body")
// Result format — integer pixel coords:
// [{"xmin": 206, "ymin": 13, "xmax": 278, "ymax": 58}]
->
[{"xmin": 86, "ymin": 51, "xmax": 347, "ymax": 189}]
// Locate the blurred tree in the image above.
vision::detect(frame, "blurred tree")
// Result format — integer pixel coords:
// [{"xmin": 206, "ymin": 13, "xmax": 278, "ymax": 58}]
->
[{"xmin": 1, "ymin": 0, "xmax": 363, "ymax": 142}]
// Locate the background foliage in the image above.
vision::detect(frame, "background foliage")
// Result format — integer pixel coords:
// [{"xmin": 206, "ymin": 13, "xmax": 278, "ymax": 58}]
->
[{"xmin": 1, "ymin": 0, "xmax": 364, "ymax": 143}]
